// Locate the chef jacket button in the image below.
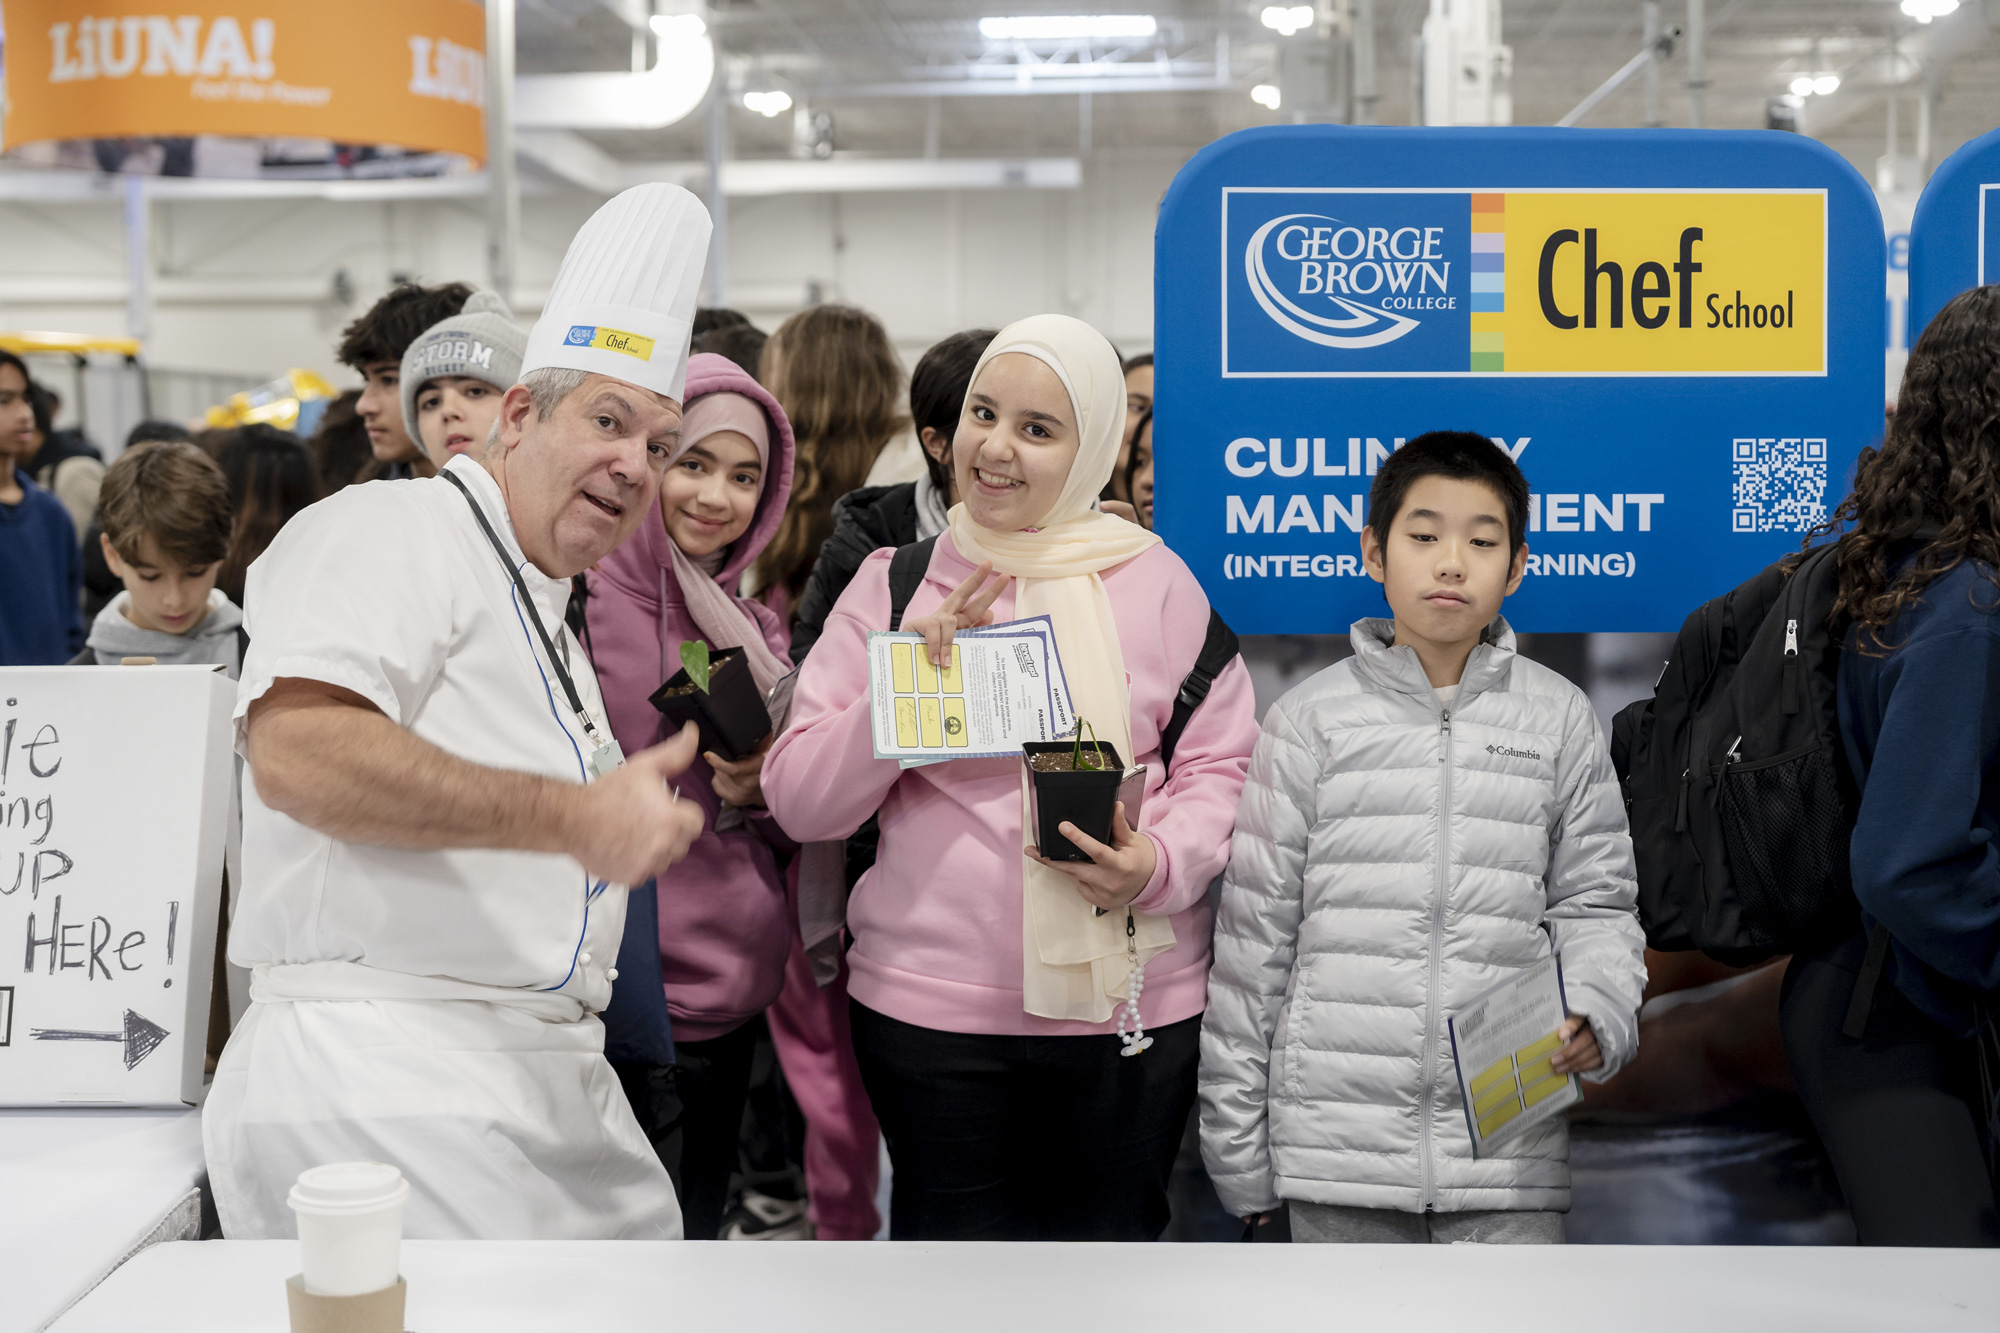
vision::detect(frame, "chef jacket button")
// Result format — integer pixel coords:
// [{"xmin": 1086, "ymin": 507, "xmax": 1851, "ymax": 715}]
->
[
  {"xmin": 580, "ymin": 952, "xmax": 592, "ymax": 965},
  {"xmin": 606, "ymin": 968, "xmax": 619, "ymax": 980}
]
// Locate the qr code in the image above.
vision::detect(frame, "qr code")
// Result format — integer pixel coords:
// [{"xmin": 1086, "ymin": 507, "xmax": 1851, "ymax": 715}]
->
[{"xmin": 1731, "ymin": 437, "xmax": 1828, "ymax": 533}]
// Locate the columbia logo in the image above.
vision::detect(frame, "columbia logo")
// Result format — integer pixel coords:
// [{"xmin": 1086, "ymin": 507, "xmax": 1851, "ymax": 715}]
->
[{"xmin": 1487, "ymin": 743, "xmax": 1542, "ymax": 760}]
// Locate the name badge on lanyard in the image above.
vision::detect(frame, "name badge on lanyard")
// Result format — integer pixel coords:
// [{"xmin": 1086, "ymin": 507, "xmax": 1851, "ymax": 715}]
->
[
  {"xmin": 445, "ymin": 469, "xmax": 626, "ymax": 784},
  {"xmin": 586, "ymin": 737, "xmax": 626, "ymax": 781}
]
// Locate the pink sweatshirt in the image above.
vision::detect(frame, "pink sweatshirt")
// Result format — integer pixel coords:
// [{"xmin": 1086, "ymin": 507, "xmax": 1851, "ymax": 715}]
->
[
  {"xmin": 588, "ymin": 354, "xmax": 797, "ymax": 1043},
  {"xmin": 763, "ymin": 531, "xmax": 1259, "ymax": 1037}
]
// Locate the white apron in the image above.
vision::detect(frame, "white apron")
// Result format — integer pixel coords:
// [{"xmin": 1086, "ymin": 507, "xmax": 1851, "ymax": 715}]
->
[{"xmin": 204, "ymin": 961, "xmax": 682, "ymax": 1240}]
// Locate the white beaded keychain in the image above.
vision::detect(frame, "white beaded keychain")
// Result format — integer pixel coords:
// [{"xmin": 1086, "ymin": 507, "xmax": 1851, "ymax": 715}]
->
[{"xmin": 1116, "ymin": 910, "xmax": 1152, "ymax": 1056}]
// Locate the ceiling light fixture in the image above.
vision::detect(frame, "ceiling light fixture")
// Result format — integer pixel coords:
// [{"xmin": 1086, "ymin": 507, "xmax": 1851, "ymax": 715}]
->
[
  {"xmin": 1788, "ymin": 72, "xmax": 1841, "ymax": 97},
  {"xmin": 1899, "ymin": 0, "xmax": 1958, "ymax": 21},
  {"xmin": 743, "ymin": 90, "xmax": 793, "ymax": 117},
  {"xmin": 978, "ymin": 14, "xmax": 1159, "ymax": 41},
  {"xmin": 1260, "ymin": 5, "xmax": 1315, "ymax": 36},
  {"xmin": 1251, "ymin": 83, "xmax": 1282, "ymax": 109}
]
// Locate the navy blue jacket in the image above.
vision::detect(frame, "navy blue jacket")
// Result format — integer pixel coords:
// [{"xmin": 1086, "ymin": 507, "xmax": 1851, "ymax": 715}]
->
[
  {"xmin": 1839, "ymin": 557, "xmax": 2000, "ymax": 1033},
  {"xmin": 0, "ymin": 469, "xmax": 84, "ymax": 665},
  {"xmin": 597, "ymin": 878, "xmax": 676, "ymax": 1067}
]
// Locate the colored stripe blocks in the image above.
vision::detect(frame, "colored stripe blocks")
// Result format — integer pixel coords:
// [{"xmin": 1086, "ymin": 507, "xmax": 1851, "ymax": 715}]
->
[
  {"xmin": 1470, "ymin": 192, "xmax": 1505, "ymax": 371},
  {"xmin": 1468, "ymin": 1028, "xmax": 1571, "ymax": 1142}
]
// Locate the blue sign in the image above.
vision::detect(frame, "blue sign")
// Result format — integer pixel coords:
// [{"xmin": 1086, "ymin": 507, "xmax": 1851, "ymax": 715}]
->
[
  {"xmin": 1907, "ymin": 125, "xmax": 2000, "ymax": 346},
  {"xmin": 1154, "ymin": 127, "xmax": 1885, "ymax": 633}
]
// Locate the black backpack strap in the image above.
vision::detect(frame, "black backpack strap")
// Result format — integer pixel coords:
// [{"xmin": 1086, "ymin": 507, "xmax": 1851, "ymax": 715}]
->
[
  {"xmin": 886, "ymin": 536, "xmax": 939, "ymax": 633},
  {"xmin": 1160, "ymin": 609, "xmax": 1239, "ymax": 772}
]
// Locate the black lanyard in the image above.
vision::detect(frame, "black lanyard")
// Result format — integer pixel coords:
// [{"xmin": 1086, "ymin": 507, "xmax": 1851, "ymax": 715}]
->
[{"xmin": 443, "ymin": 469, "xmax": 610, "ymax": 753}]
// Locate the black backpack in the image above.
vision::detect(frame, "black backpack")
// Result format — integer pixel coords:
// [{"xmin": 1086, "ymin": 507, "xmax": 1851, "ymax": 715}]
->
[
  {"xmin": 841, "ymin": 535, "xmax": 1240, "ymax": 889},
  {"xmin": 1609, "ymin": 543, "xmax": 1859, "ymax": 966}
]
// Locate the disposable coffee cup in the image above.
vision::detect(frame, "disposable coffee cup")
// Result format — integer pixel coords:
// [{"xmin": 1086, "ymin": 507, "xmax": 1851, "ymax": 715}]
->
[{"xmin": 288, "ymin": 1161, "xmax": 410, "ymax": 1297}]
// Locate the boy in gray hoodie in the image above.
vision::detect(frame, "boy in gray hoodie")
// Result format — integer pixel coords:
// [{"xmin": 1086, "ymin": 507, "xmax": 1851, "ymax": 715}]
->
[{"xmin": 82, "ymin": 440, "xmax": 243, "ymax": 677}]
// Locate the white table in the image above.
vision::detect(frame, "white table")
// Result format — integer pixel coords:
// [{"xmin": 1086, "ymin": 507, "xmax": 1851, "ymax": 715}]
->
[
  {"xmin": 50, "ymin": 1238, "xmax": 2000, "ymax": 1332},
  {"xmin": 0, "ymin": 1108, "xmax": 207, "ymax": 1333}
]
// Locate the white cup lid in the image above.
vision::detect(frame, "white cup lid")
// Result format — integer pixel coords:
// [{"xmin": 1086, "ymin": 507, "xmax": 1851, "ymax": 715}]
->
[{"xmin": 288, "ymin": 1161, "xmax": 411, "ymax": 1213}]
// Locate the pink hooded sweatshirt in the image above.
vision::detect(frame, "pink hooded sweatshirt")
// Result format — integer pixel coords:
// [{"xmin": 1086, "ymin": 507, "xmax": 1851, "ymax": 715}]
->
[
  {"xmin": 588, "ymin": 353, "xmax": 798, "ymax": 1043},
  {"xmin": 763, "ymin": 532, "xmax": 1260, "ymax": 1037}
]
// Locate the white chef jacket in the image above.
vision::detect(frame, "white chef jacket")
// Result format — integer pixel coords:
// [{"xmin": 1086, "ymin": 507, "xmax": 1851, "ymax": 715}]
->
[{"xmin": 205, "ymin": 454, "xmax": 681, "ymax": 1241}]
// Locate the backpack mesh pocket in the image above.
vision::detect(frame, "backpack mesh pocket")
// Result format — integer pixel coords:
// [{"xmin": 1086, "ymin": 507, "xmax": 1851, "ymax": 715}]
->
[{"xmin": 1716, "ymin": 746, "xmax": 1854, "ymax": 945}]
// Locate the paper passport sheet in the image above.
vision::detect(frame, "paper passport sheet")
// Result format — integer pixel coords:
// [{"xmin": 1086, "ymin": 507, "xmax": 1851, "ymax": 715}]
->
[
  {"xmin": 1447, "ymin": 954, "xmax": 1583, "ymax": 1156},
  {"xmin": 867, "ymin": 615, "xmax": 1075, "ymax": 765}
]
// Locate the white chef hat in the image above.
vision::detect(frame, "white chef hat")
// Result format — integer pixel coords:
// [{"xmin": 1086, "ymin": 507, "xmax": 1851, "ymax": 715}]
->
[{"xmin": 520, "ymin": 182, "xmax": 713, "ymax": 402}]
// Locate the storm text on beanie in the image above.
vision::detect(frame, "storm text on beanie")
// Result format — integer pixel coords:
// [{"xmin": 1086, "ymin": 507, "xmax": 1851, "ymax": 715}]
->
[{"xmin": 399, "ymin": 289, "xmax": 528, "ymax": 443}]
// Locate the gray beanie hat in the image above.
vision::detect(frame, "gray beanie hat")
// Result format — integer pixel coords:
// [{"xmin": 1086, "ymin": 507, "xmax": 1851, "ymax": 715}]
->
[{"xmin": 399, "ymin": 289, "xmax": 528, "ymax": 444}]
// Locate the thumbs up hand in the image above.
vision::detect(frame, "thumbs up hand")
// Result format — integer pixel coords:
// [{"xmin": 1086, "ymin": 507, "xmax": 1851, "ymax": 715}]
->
[{"xmin": 567, "ymin": 721, "xmax": 707, "ymax": 885}]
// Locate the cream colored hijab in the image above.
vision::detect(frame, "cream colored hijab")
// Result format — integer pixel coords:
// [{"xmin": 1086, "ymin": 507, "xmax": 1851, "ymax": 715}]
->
[{"xmin": 946, "ymin": 314, "xmax": 1171, "ymax": 1023}]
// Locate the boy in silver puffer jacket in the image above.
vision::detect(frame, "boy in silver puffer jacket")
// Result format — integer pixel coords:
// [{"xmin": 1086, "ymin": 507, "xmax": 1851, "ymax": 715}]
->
[{"xmin": 1198, "ymin": 432, "xmax": 1646, "ymax": 1244}]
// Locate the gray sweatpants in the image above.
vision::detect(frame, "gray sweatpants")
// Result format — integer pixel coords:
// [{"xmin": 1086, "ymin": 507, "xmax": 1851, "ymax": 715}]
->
[{"xmin": 1290, "ymin": 1201, "xmax": 1564, "ymax": 1244}]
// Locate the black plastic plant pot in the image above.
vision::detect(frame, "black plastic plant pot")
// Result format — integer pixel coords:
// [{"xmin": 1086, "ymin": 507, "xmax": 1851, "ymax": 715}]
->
[
  {"xmin": 647, "ymin": 646, "xmax": 771, "ymax": 762},
  {"xmin": 1022, "ymin": 741, "xmax": 1146, "ymax": 862}
]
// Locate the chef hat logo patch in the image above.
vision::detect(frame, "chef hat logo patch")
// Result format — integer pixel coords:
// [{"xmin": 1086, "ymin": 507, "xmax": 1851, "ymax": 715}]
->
[{"xmin": 563, "ymin": 324, "xmax": 656, "ymax": 361}]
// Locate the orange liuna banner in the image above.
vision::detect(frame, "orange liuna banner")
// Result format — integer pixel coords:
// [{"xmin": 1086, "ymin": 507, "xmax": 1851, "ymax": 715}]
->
[{"xmin": 1, "ymin": 1, "xmax": 487, "ymax": 162}]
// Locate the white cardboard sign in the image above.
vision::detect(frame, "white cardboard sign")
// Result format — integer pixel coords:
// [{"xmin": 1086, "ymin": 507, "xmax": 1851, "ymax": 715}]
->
[{"xmin": 0, "ymin": 666, "xmax": 234, "ymax": 1106}]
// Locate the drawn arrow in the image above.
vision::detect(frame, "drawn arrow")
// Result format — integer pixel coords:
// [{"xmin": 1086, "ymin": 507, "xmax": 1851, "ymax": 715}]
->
[{"xmin": 31, "ymin": 1009, "xmax": 171, "ymax": 1070}]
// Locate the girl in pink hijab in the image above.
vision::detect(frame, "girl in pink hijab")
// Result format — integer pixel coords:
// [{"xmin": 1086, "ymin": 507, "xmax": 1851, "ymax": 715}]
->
[{"xmin": 588, "ymin": 352, "xmax": 798, "ymax": 1239}]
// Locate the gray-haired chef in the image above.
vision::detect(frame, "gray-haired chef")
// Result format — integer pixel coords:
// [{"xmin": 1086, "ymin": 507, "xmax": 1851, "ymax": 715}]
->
[{"xmin": 207, "ymin": 184, "xmax": 714, "ymax": 1240}]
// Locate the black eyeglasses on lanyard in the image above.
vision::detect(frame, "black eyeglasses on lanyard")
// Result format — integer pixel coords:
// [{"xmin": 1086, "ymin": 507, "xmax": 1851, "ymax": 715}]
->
[{"xmin": 443, "ymin": 470, "xmax": 626, "ymax": 780}]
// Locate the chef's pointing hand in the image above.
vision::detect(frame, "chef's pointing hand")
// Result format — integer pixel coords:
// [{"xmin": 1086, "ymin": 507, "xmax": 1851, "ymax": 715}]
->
[{"xmin": 569, "ymin": 721, "xmax": 707, "ymax": 885}]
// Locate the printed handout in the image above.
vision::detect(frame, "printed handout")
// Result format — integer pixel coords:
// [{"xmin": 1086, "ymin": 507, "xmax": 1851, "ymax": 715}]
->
[
  {"xmin": 867, "ymin": 615, "xmax": 1075, "ymax": 764},
  {"xmin": 1447, "ymin": 954, "xmax": 1583, "ymax": 1156}
]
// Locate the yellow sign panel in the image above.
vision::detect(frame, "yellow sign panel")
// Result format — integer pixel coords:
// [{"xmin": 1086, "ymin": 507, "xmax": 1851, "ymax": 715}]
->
[
  {"xmin": 1487, "ymin": 191, "xmax": 1824, "ymax": 374},
  {"xmin": 0, "ymin": 0, "xmax": 487, "ymax": 163}
]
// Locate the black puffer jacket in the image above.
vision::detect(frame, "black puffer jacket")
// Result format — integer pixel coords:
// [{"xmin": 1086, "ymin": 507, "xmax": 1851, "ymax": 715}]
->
[{"xmin": 789, "ymin": 482, "xmax": 920, "ymax": 665}]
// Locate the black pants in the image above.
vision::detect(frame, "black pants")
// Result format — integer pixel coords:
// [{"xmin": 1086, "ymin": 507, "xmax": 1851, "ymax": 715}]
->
[
  {"xmin": 612, "ymin": 1017, "xmax": 760, "ymax": 1240},
  {"xmin": 1780, "ymin": 932, "xmax": 2000, "ymax": 1246},
  {"xmin": 850, "ymin": 1001, "xmax": 1199, "ymax": 1241}
]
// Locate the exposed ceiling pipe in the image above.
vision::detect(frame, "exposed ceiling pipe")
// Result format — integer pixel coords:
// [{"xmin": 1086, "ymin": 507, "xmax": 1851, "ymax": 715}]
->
[
  {"xmin": 486, "ymin": 0, "xmax": 520, "ymax": 306},
  {"xmin": 823, "ymin": 74, "xmax": 1232, "ymax": 97},
  {"xmin": 704, "ymin": 81, "xmax": 730, "ymax": 306},
  {"xmin": 516, "ymin": 131, "xmax": 627, "ymax": 195},
  {"xmin": 1352, "ymin": 0, "xmax": 1378, "ymax": 126},
  {"xmin": 1685, "ymin": 0, "xmax": 1707, "ymax": 128},
  {"xmin": 510, "ymin": 145, "xmax": 1083, "ymax": 197},
  {"xmin": 514, "ymin": 16, "xmax": 714, "ymax": 130},
  {"xmin": 1556, "ymin": 21, "xmax": 1680, "ymax": 126},
  {"xmin": 666, "ymin": 157, "xmax": 1083, "ymax": 196},
  {"xmin": 0, "ymin": 157, "xmax": 1083, "ymax": 204},
  {"xmin": 123, "ymin": 176, "xmax": 150, "ymax": 344},
  {"xmin": 1642, "ymin": 1, "xmax": 1663, "ymax": 126}
]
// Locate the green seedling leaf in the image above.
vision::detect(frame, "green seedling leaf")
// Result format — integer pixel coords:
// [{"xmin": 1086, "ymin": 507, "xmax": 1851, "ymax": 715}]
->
[
  {"xmin": 1072, "ymin": 718, "xmax": 1104, "ymax": 771},
  {"xmin": 680, "ymin": 639, "xmax": 712, "ymax": 694}
]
